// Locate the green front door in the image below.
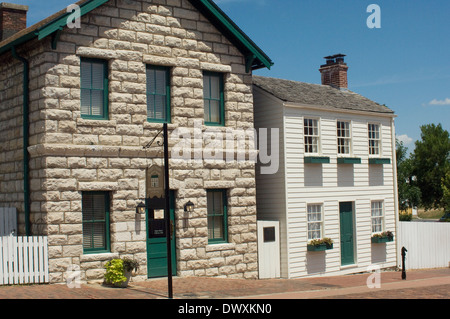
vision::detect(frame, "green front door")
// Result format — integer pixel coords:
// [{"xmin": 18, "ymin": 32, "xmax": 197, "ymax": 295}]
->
[
  {"xmin": 146, "ymin": 192, "xmax": 176, "ymax": 278},
  {"xmin": 339, "ymin": 202, "xmax": 355, "ymax": 266}
]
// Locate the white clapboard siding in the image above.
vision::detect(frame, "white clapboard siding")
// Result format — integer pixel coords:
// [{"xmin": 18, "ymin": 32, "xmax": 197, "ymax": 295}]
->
[
  {"xmin": 0, "ymin": 236, "xmax": 49, "ymax": 285},
  {"xmin": 399, "ymin": 222, "xmax": 450, "ymax": 270},
  {"xmin": 0, "ymin": 207, "xmax": 17, "ymax": 236},
  {"xmin": 282, "ymin": 107, "xmax": 397, "ymax": 278}
]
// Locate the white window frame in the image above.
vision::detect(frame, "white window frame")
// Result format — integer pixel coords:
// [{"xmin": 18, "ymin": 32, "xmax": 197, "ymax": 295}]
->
[
  {"xmin": 337, "ymin": 120, "xmax": 352, "ymax": 155},
  {"xmin": 371, "ymin": 201, "xmax": 384, "ymax": 234},
  {"xmin": 304, "ymin": 118, "xmax": 320, "ymax": 154},
  {"xmin": 307, "ymin": 203, "xmax": 324, "ymax": 240},
  {"xmin": 368, "ymin": 123, "xmax": 381, "ymax": 156}
]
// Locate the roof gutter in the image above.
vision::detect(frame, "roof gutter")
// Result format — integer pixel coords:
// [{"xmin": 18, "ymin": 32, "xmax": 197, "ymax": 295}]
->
[{"xmin": 11, "ymin": 46, "xmax": 31, "ymax": 236}]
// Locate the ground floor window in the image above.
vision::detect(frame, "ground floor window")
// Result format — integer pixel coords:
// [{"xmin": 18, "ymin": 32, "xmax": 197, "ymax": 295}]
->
[
  {"xmin": 82, "ymin": 192, "xmax": 110, "ymax": 253},
  {"xmin": 207, "ymin": 189, "xmax": 228, "ymax": 244},
  {"xmin": 307, "ymin": 204, "xmax": 323, "ymax": 240},
  {"xmin": 371, "ymin": 201, "xmax": 384, "ymax": 233}
]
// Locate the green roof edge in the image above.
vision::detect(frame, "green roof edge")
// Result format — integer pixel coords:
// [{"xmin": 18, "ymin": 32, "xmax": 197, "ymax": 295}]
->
[{"xmin": 0, "ymin": 0, "xmax": 274, "ymax": 71}]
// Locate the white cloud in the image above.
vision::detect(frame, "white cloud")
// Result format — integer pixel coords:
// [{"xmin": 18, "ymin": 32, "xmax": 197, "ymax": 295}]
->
[
  {"xmin": 428, "ymin": 98, "xmax": 450, "ymax": 106},
  {"xmin": 397, "ymin": 134, "xmax": 413, "ymax": 146}
]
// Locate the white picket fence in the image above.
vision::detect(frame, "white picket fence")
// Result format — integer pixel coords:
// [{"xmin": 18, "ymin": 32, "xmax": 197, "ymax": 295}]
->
[
  {"xmin": 398, "ymin": 221, "xmax": 450, "ymax": 270},
  {"xmin": 0, "ymin": 236, "xmax": 49, "ymax": 285}
]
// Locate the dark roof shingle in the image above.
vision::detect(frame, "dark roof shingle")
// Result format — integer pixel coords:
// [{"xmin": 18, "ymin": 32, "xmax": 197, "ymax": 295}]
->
[{"xmin": 253, "ymin": 75, "xmax": 394, "ymax": 114}]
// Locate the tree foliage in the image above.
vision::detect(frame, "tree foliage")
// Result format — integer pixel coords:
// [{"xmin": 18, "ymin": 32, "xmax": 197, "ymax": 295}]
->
[
  {"xmin": 396, "ymin": 140, "xmax": 421, "ymax": 211},
  {"xmin": 412, "ymin": 123, "xmax": 450, "ymax": 210}
]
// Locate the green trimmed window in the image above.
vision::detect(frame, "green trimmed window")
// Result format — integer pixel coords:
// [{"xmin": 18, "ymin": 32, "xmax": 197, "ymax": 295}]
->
[
  {"xmin": 147, "ymin": 65, "xmax": 171, "ymax": 123},
  {"xmin": 82, "ymin": 192, "xmax": 110, "ymax": 253},
  {"xmin": 81, "ymin": 58, "xmax": 108, "ymax": 119},
  {"xmin": 207, "ymin": 189, "xmax": 228, "ymax": 243},
  {"xmin": 203, "ymin": 72, "xmax": 224, "ymax": 126}
]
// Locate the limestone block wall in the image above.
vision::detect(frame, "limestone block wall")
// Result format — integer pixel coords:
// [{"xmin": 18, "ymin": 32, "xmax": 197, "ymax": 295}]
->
[
  {"xmin": 19, "ymin": 0, "xmax": 259, "ymax": 283},
  {"xmin": 0, "ymin": 39, "xmax": 49, "ymax": 235}
]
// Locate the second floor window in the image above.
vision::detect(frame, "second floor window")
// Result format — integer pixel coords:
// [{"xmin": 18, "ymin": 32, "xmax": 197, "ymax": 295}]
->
[
  {"xmin": 304, "ymin": 118, "xmax": 319, "ymax": 153},
  {"xmin": 147, "ymin": 65, "xmax": 170, "ymax": 123},
  {"xmin": 337, "ymin": 121, "xmax": 351, "ymax": 154},
  {"xmin": 368, "ymin": 123, "xmax": 381, "ymax": 155},
  {"xmin": 81, "ymin": 58, "xmax": 108, "ymax": 119},
  {"xmin": 203, "ymin": 72, "xmax": 224, "ymax": 126}
]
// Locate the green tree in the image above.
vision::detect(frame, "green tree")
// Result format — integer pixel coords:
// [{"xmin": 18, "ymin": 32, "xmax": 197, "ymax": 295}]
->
[
  {"xmin": 412, "ymin": 124, "xmax": 450, "ymax": 210},
  {"xmin": 442, "ymin": 170, "xmax": 450, "ymax": 211},
  {"xmin": 396, "ymin": 140, "xmax": 421, "ymax": 211}
]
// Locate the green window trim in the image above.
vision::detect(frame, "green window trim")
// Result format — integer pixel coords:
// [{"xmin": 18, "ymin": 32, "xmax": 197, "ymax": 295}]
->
[
  {"xmin": 82, "ymin": 191, "xmax": 110, "ymax": 254},
  {"xmin": 207, "ymin": 189, "xmax": 228, "ymax": 244},
  {"xmin": 146, "ymin": 65, "xmax": 171, "ymax": 123},
  {"xmin": 304, "ymin": 156, "xmax": 330, "ymax": 164},
  {"xmin": 80, "ymin": 58, "xmax": 109, "ymax": 120},
  {"xmin": 369, "ymin": 158, "xmax": 391, "ymax": 165},
  {"xmin": 203, "ymin": 72, "xmax": 225, "ymax": 126}
]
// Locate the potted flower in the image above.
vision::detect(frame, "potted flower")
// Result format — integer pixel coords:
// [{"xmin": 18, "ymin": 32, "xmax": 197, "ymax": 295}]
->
[
  {"xmin": 371, "ymin": 230, "xmax": 394, "ymax": 243},
  {"xmin": 307, "ymin": 237, "xmax": 334, "ymax": 251},
  {"xmin": 104, "ymin": 257, "xmax": 140, "ymax": 288}
]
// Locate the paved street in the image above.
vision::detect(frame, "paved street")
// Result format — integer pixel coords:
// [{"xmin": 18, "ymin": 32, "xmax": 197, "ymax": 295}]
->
[{"xmin": 0, "ymin": 268, "xmax": 448, "ymax": 300}]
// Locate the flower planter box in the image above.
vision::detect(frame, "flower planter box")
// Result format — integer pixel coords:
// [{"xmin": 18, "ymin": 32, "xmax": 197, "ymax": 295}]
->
[
  {"xmin": 307, "ymin": 243, "xmax": 333, "ymax": 251},
  {"xmin": 371, "ymin": 236, "xmax": 394, "ymax": 243}
]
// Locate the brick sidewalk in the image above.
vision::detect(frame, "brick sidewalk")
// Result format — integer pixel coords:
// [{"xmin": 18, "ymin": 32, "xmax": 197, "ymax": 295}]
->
[{"xmin": 0, "ymin": 268, "xmax": 448, "ymax": 299}]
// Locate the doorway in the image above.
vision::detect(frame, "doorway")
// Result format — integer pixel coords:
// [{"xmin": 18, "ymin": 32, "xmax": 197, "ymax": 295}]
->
[
  {"xmin": 146, "ymin": 191, "xmax": 176, "ymax": 278},
  {"xmin": 339, "ymin": 202, "xmax": 355, "ymax": 266}
]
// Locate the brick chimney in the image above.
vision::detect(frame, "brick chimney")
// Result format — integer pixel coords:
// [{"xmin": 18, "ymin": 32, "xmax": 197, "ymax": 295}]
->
[
  {"xmin": 0, "ymin": 2, "xmax": 28, "ymax": 41},
  {"xmin": 319, "ymin": 54, "xmax": 348, "ymax": 90}
]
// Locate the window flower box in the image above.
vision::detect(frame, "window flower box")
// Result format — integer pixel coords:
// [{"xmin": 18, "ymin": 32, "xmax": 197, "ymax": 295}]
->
[
  {"xmin": 307, "ymin": 238, "xmax": 333, "ymax": 251},
  {"xmin": 371, "ymin": 231, "xmax": 394, "ymax": 243}
]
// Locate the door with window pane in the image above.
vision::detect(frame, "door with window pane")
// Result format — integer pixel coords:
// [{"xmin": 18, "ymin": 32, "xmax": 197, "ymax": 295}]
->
[{"xmin": 82, "ymin": 192, "xmax": 110, "ymax": 253}]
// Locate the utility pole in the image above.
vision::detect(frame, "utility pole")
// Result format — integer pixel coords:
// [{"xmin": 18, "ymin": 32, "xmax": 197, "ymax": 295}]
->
[{"xmin": 163, "ymin": 122, "xmax": 173, "ymax": 299}]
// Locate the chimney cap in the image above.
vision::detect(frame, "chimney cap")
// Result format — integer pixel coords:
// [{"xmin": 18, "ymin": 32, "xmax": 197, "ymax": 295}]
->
[
  {"xmin": 323, "ymin": 53, "xmax": 346, "ymax": 60},
  {"xmin": 0, "ymin": 3, "xmax": 29, "ymax": 11},
  {"xmin": 320, "ymin": 53, "xmax": 347, "ymax": 68}
]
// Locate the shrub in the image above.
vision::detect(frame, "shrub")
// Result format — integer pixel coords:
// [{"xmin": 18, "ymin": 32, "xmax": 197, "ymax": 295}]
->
[{"xmin": 104, "ymin": 259, "xmax": 127, "ymax": 285}]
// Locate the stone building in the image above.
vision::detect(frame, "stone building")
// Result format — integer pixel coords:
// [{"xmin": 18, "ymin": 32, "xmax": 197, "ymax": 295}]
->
[{"xmin": 0, "ymin": 0, "xmax": 273, "ymax": 283}]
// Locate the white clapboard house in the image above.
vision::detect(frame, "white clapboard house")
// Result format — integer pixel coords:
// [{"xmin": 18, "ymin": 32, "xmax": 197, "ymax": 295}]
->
[{"xmin": 253, "ymin": 54, "xmax": 399, "ymax": 278}]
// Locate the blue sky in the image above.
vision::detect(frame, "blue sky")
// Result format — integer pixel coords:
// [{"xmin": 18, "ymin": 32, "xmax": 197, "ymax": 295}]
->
[{"xmin": 15, "ymin": 0, "xmax": 450, "ymax": 151}]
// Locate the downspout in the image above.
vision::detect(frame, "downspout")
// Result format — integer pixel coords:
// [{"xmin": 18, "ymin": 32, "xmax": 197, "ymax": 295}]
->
[{"xmin": 11, "ymin": 46, "xmax": 31, "ymax": 236}]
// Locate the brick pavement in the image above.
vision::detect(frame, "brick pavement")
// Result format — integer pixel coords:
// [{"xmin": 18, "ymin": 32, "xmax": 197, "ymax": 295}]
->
[{"xmin": 0, "ymin": 268, "xmax": 448, "ymax": 299}]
